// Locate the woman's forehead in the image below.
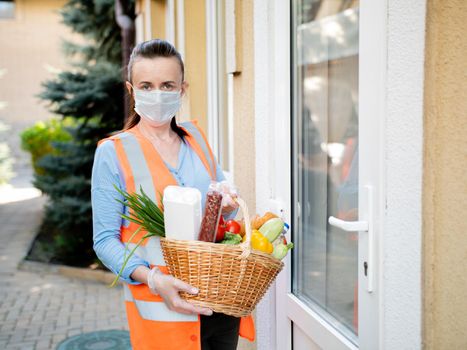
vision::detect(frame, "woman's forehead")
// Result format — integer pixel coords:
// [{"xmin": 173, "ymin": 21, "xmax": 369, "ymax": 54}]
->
[{"xmin": 132, "ymin": 56, "xmax": 182, "ymax": 83}]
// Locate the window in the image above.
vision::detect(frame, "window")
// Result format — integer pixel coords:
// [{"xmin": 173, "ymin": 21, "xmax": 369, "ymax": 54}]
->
[
  {"xmin": 206, "ymin": 0, "xmax": 230, "ymax": 174},
  {"xmin": 292, "ymin": 0, "xmax": 360, "ymax": 343},
  {"xmin": 0, "ymin": 0, "xmax": 15, "ymax": 19}
]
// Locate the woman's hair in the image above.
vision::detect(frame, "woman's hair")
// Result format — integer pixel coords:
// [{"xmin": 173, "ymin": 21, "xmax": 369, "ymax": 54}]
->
[{"xmin": 124, "ymin": 39, "xmax": 187, "ymax": 138}]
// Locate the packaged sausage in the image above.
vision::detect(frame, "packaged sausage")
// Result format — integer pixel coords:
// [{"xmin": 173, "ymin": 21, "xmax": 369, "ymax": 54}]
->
[{"xmin": 198, "ymin": 182, "xmax": 223, "ymax": 242}]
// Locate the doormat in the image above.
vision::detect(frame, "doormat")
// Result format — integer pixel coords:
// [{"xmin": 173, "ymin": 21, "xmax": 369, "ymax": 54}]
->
[{"xmin": 56, "ymin": 330, "xmax": 131, "ymax": 350}]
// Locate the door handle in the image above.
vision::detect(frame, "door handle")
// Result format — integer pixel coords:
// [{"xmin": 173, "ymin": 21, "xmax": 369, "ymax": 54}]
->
[
  {"xmin": 328, "ymin": 185, "xmax": 374, "ymax": 292},
  {"xmin": 328, "ymin": 216, "xmax": 368, "ymax": 232}
]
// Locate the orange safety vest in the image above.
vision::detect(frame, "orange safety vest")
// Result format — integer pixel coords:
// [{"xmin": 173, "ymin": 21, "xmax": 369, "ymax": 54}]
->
[{"xmin": 98, "ymin": 121, "xmax": 255, "ymax": 350}]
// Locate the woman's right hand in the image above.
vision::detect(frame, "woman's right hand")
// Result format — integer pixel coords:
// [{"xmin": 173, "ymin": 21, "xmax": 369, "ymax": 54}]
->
[{"xmin": 151, "ymin": 272, "xmax": 213, "ymax": 316}]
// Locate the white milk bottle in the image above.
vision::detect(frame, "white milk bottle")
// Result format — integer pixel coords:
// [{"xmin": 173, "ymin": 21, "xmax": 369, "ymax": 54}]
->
[{"xmin": 163, "ymin": 186, "xmax": 202, "ymax": 241}]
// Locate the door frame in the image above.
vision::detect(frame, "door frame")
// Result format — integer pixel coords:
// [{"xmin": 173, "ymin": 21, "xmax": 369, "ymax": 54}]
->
[
  {"xmin": 254, "ymin": 0, "xmax": 425, "ymax": 349},
  {"xmin": 284, "ymin": 0, "xmax": 386, "ymax": 348}
]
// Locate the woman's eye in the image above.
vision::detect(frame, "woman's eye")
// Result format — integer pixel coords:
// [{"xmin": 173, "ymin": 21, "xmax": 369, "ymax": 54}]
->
[
  {"xmin": 142, "ymin": 85, "xmax": 151, "ymax": 91},
  {"xmin": 162, "ymin": 84, "xmax": 174, "ymax": 90}
]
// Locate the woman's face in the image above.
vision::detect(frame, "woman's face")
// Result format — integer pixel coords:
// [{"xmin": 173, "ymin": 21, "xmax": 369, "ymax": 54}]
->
[{"xmin": 126, "ymin": 56, "xmax": 187, "ymax": 95}]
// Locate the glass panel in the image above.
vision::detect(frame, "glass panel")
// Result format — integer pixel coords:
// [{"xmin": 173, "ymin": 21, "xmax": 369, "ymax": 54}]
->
[
  {"xmin": 292, "ymin": 0, "xmax": 359, "ymax": 342},
  {"xmin": 0, "ymin": 1, "xmax": 15, "ymax": 20},
  {"xmin": 217, "ymin": 0, "xmax": 229, "ymax": 171}
]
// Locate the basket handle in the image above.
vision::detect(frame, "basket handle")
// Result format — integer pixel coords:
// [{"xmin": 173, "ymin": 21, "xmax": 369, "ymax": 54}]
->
[{"xmin": 234, "ymin": 197, "xmax": 252, "ymax": 260}]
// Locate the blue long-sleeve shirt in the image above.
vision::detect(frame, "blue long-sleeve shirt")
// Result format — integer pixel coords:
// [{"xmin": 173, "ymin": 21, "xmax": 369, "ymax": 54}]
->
[{"xmin": 91, "ymin": 137, "xmax": 232, "ymax": 284}]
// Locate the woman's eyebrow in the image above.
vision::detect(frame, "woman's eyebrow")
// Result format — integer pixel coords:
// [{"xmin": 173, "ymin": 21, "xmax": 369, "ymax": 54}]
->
[
  {"xmin": 138, "ymin": 81, "xmax": 153, "ymax": 85},
  {"xmin": 161, "ymin": 80, "xmax": 176, "ymax": 84}
]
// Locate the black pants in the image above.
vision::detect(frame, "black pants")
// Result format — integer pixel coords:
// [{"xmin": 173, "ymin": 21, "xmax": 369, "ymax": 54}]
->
[{"xmin": 200, "ymin": 312, "xmax": 240, "ymax": 350}]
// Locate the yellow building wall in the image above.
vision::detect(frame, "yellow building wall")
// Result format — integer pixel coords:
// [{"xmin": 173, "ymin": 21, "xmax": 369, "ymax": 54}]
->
[
  {"xmin": 150, "ymin": 0, "xmax": 166, "ymax": 39},
  {"xmin": 231, "ymin": 15, "xmax": 260, "ymax": 345},
  {"xmin": 423, "ymin": 0, "xmax": 467, "ymax": 349},
  {"xmin": 135, "ymin": 0, "xmax": 165, "ymax": 42},
  {"xmin": 232, "ymin": 4, "xmax": 257, "ymax": 349},
  {"xmin": 183, "ymin": 0, "xmax": 207, "ymax": 131},
  {"xmin": 0, "ymin": 0, "xmax": 68, "ymax": 125},
  {"xmin": 0, "ymin": 0, "xmax": 69, "ymax": 178},
  {"xmin": 232, "ymin": 0, "xmax": 256, "ymax": 215}
]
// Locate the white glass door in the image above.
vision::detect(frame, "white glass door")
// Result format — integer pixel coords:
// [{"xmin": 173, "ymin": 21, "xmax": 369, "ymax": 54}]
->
[{"xmin": 286, "ymin": 0, "xmax": 384, "ymax": 349}]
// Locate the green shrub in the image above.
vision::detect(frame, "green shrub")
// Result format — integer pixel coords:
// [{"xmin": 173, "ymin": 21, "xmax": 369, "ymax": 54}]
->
[
  {"xmin": 20, "ymin": 117, "xmax": 100, "ymax": 265},
  {"xmin": 34, "ymin": 119, "xmax": 101, "ymax": 265},
  {"xmin": 20, "ymin": 118, "xmax": 72, "ymax": 175},
  {"xmin": 26, "ymin": 0, "xmax": 130, "ymax": 267}
]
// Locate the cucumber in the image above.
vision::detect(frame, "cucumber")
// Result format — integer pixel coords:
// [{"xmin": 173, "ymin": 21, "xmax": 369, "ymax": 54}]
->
[
  {"xmin": 273, "ymin": 242, "xmax": 294, "ymax": 260},
  {"xmin": 259, "ymin": 218, "xmax": 284, "ymax": 243}
]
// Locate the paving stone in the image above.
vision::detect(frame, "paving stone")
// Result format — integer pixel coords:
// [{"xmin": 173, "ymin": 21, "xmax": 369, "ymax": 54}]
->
[
  {"xmin": 0, "ymin": 306, "xmax": 8, "ymax": 322},
  {"xmin": 0, "ymin": 189, "xmax": 128, "ymax": 349},
  {"xmin": 26, "ymin": 326, "xmax": 41, "ymax": 338},
  {"xmin": 1, "ymin": 322, "xmax": 15, "ymax": 333},
  {"xmin": 35, "ymin": 339, "xmax": 51, "ymax": 349},
  {"xmin": 8, "ymin": 332, "xmax": 27, "ymax": 343},
  {"xmin": 67, "ymin": 328, "xmax": 82, "ymax": 337},
  {"xmin": 56, "ymin": 318, "xmax": 69, "ymax": 327},
  {"xmin": 0, "ymin": 335, "xmax": 10, "ymax": 342},
  {"xmin": 5, "ymin": 310, "xmax": 20, "ymax": 322},
  {"xmin": 7, "ymin": 341, "xmax": 35, "ymax": 349},
  {"xmin": 53, "ymin": 333, "xmax": 66, "ymax": 343}
]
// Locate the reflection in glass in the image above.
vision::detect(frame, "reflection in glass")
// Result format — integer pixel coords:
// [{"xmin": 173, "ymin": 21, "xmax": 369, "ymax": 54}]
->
[
  {"xmin": 0, "ymin": 1, "xmax": 15, "ymax": 20},
  {"xmin": 292, "ymin": 0, "xmax": 359, "ymax": 342}
]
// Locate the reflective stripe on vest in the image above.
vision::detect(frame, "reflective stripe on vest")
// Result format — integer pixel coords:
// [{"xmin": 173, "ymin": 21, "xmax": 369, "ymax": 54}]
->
[
  {"xmin": 116, "ymin": 129, "xmax": 178, "ymax": 244},
  {"xmin": 127, "ymin": 237, "xmax": 165, "ymax": 266},
  {"xmin": 180, "ymin": 122, "xmax": 217, "ymax": 179},
  {"xmin": 118, "ymin": 131, "xmax": 158, "ymax": 203},
  {"xmin": 124, "ymin": 285, "xmax": 197, "ymax": 322}
]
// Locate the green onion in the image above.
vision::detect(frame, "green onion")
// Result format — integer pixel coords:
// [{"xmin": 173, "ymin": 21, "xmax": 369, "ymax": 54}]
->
[{"xmin": 110, "ymin": 186, "xmax": 165, "ymax": 287}]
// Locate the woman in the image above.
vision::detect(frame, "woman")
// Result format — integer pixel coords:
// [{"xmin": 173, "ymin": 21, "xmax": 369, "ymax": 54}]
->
[{"xmin": 91, "ymin": 39, "xmax": 254, "ymax": 350}]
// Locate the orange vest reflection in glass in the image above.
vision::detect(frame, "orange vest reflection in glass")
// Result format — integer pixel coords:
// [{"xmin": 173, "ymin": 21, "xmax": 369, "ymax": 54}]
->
[{"xmin": 98, "ymin": 121, "xmax": 255, "ymax": 350}]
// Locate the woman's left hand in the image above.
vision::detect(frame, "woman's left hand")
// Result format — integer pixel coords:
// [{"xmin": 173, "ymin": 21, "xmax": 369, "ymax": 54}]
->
[{"xmin": 221, "ymin": 193, "xmax": 239, "ymax": 215}]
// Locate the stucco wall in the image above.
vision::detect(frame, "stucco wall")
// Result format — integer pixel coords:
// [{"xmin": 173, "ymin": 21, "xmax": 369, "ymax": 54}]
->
[
  {"xmin": 0, "ymin": 0, "xmax": 68, "ymax": 184},
  {"xmin": 232, "ymin": 0, "xmax": 256, "ymax": 213},
  {"xmin": 253, "ymin": 0, "xmax": 290, "ymax": 348},
  {"xmin": 135, "ymin": 0, "xmax": 166, "ymax": 41},
  {"xmin": 252, "ymin": 1, "xmax": 429, "ymax": 349},
  {"xmin": 150, "ymin": 0, "xmax": 166, "ymax": 40},
  {"xmin": 384, "ymin": 0, "xmax": 426, "ymax": 348},
  {"xmin": 423, "ymin": 1, "xmax": 467, "ymax": 349},
  {"xmin": 0, "ymin": 0, "xmax": 67, "ymax": 125},
  {"xmin": 0, "ymin": 0, "xmax": 65, "ymax": 121},
  {"xmin": 184, "ymin": 0, "xmax": 207, "ymax": 131},
  {"xmin": 232, "ymin": 1, "xmax": 256, "ymax": 346}
]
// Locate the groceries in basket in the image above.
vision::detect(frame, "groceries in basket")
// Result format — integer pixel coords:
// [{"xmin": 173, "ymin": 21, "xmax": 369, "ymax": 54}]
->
[
  {"xmin": 110, "ymin": 183, "xmax": 294, "ymax": 266},
  {"xmin": 239, "ymin": 213, "xmax": 294, "ymax": 259},
  {"xmin": 110, "ymin": 183, "xmax": 293, "ymax": 316}
]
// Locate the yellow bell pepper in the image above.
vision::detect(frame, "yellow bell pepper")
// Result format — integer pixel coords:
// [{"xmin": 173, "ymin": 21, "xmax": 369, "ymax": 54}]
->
[{"xmin": 244, "ymin": 230, "xmax": 273, "ymax": 254}]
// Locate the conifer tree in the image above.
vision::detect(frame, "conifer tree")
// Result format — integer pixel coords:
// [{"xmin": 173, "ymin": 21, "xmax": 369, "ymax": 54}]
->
[{"xmin": 36, "ymin": 0, "xmax": 134, "ymax": 265}]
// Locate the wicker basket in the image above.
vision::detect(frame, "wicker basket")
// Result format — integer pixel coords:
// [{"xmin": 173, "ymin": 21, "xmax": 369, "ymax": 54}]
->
[{"xmin": 159, "ymin": 198, "xmax": 284, "ymax": 317}]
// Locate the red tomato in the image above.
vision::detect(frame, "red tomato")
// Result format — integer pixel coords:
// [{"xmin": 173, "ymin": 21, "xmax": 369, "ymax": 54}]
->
[
  {"xmin": 225, "ymin": 219, "xmax": 241, "ymax": 234},
  {"xmin": 216, "ymin": 217, "xmax": 226, "ymax": 242}
]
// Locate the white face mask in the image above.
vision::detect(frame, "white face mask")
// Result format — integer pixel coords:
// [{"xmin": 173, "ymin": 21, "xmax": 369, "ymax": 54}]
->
[{"xmin": 133, "ymin": 88, "xmax": 182, "ymax": 127}]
